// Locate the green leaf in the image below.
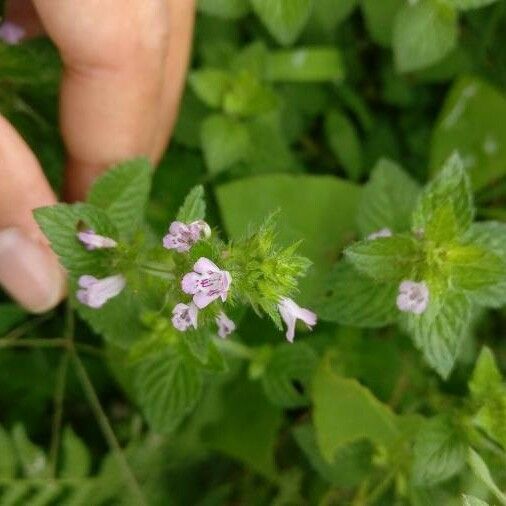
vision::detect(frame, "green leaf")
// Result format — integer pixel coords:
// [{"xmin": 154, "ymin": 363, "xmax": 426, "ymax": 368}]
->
[
  {"xmin": 0, "ymin": 425, "xmax": 16, "ymax": 479},
  {"xmin": 134, "ymin": 348, "xmax": 204, "ymax": 434},
  {"xmin": 201, "ymin": 114, "xmax": 250, "ymax": 174},
  {"xmin": 204, "ymin": 375, "xmax": 282, "ymax": 478},
  {"xmin": 250, "ymin": 0, "xmax": 314, "ymax": 46},
  {"xmin": 444, "ymin": 0, "xmax": 498, "ymax": 9},
  {"xmin": 11, "ymin": 425, "xmax": 49, "ymax": 478},
  {"xmin": 361, "ymin": 0, "xmax": 404, "ymax": 47},
  {"xmin": 467, "ymin": 448, "xmax": 506, "ymax": 506},
  {"xmin": 87, "ymin": 158, "xmax": 152, "ymax": 237},
  {"xmin": 60, "ymin": 427, "xmax": 91, "ymax": 479},
  {"xmin": 265, "ymin": 48, "xmax": 344, "ymax": 82},
  {"xmin": 198, "ymin": 0, "xmax": 250, "ymax": 18},
  {"xmin": 357, "ymin": 158, "xmax": 421, "ymax": 236},
  {"xmin": 312, "ymin": 354, "xmax": 399, "ymax": 462},
  {"xmin": 404, "ymin": 290, "xmax": 471, "ymax": 378},
  {"xmin": 216, "ymin": 174, "xmax": 361, "ymax": 303},
  {"xmin": 324, "ymin": 110, "xmax": 363, "ymax": 181},
  {"xmin": 176, "ymin": 185, "xmax": 207, "ymax": 223},
  {"xmin": 0, "ymin": 304, "xmax": 26, "ymax": 335},
  {"xmin": 413, "ymin": 152, "xmax": 474, "ymax": 234},
  {"xmin": 345, "ymin": 235, "xmax": 420, "ymax": 282},
  {"xmin": 430, "ymin": 77, "xmax": 506, "ymax": 190},
  {"xmin": 393, "ymin": 0, "xmax": 458, "ymax": 73},
  {"xmin": 469, "ymin": 347, "xmax": 503, "ymax": 401},
  {"xmin": 462, "ymin": 495, "xmax": 490, "ymax": 506},
  {"xmin": 312, "ymin": 0, "xmax": 357, "ymax": 31},
  {"xmin": 189, "ymin": 69, "xmax": 231, "ymax": 108},
  {"xmin": 316, "ymin": 261, "xmax": 398, "ymax": 327},
  {"xmin": 411, "ymin": 415, "xmax": 467, "ymax": 486},
  {"xmin": 425, "ymin": 204, "xmax": 460, "ymax": 245},
  {"xmin": 473, "ymin": 391, "xmax": 506, "ymax": 449},
  {"xmin": 261, "ymin": 342, "xmax": 318, "ymax": 408}
]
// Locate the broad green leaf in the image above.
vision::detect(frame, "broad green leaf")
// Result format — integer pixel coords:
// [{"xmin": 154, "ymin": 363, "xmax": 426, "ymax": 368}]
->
[
  {"xmin": 261, "ymin": 342, "xmax": 318, "ymax": 408},
  {"xmin": 87, "ymin": 158, "xmax": 152, "ymax": 237},
  {"xmin": 425, "ymin": 204, "xmax": 460, "ymax": 245},
  {"xmin": 462, "ymin": 495, "xmax": 490, "ymax": 506},
  {"xmin": 316, "ymin": 261, "xmax": 398, "ymax": 327},
  {"xmin": 0, "ymin": 425, "xmax": 16, "ymax": 479},
  {"xmin": 469, "ymin": 347, "xmax": 503, "ymax": 401},
  {"xmin": 183, "ymin": 330, "xmax": 228, "ymax": 373},
  {"xmin": 467, "ymin": 448, "xmax": 506, "ymax": 506},
  {"xmin": 345, "ymin": 235, "xmax": 420, "ymax": 282},
  {"xmin": 312, "ymin": 354, "xmax": 399, "ymax": 462},
  {"xmin": 189, "ymin": 69, "xmax": 231, "ymax": 108},
  {"xmin": 430, "ymin": 77, "xmax": 506, "ymax": 190},
  {"xmin": 361, "ymin": 0, "xmax": 404, "ymax": 47},
  {"xmin": 404, "ymin": 290, "xmax": 471, "ymax": 378},
  {"xmin": 473, "ymin": 391, "xmax": 506, "ymax": 449},
  {"xmin": 198, "ymin": 0, "xmax": 250, "ymax": 18},
  {"xmin": 412, "ymin": 415, "xmax": 467, "ymax": 485},
  {"xmin": 11, "ymin": 425, "xmax": 49, "ymax": 478},
  {"xmin": 356, "ymin": 158, "xmax": 421, "ymax": 236},
  {"xmin": 312, "ymin": 0, "xmax": 357, "ymax": 31},
  {"xmin": 292, "ymin": 424, "xmax": 371, "ymax": 486},
  {"xmin": 134, "ymin": 349, "xmax": 204, "ymax": 434},
  {"xmin": 0, "ymin": 304, "xmax": 26, "ymax": 335},
  {"xmin": 265, "ymin": 48, "xmax": 344, "ymax": 82},
  {"xmin": 216, "ymin": 174, "xmax": 361, "ymax": 303},
  {"xmin": 324, "ymin": 110, "xmax": 363, "ymax": 181},
  {"xmin": 250, "ymin": 0, "xmax": 314, "ymax": 46},
  {"xmin": 444, "ymin": 0, "xmax": 498, "ymax": 9},
  {"xmin": 60, "ymin": 427, "xmax": 91, "ymax": 479},
  {"xmin": 201, "ymin": 114, "xmax": 250, "ymax": 174},
  {"xmin": 413, "ymin": 152, "xmax": 474, "ymax": 234},
  {"xmin": 393, "ymin": 0, "xmax": 458, "ymax": 73},
  {"xmin": 176, "ymin": 185, "xmax": 207, "ymax": 223},
  {"xmin": 204, "ymin": 375, "xmax": 282, "ymax": 478}
]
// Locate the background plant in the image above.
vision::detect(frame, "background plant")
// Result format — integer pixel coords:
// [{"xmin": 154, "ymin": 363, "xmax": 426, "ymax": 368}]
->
[{"xmin": 1, "ymin": 0, "xmax": 506, "ymax": 504}]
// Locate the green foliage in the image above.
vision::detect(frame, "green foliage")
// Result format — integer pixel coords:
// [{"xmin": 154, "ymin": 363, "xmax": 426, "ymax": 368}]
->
[{"xmin": 176, "ymin": 184, "xmax": 207, "ymax": 222}]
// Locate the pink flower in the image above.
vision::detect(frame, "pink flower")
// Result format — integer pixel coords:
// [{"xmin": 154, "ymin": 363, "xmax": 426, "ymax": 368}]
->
[
  {"xmin": 76, "ymin": 274, "xmax": 126, "ymax": 308},
  {"xmin": 77, "ymin": 229, "xmax": 118, "ymax": 250},
  {"xmin": 396, "ymin": 280, "xmax": 429, "ymax": 315},
  {"xmin": 0, "ymin": 22, "xmax": 25, "ymax": 45},
  {"xmin": 172, "ymin": 302, "xmax": 198, "ymax": 332},
  {"xmin": 182, "ymin": 257, "xmax": 232, "ymax": 309},
  {"xmin": 278, "ymin": 297, "xmax": 317, "ymax": 343},
  {"xmin": 216, "ymin": 311, "xmax": 235, "ymax": 338},
  {"xmin": 163, "ymin": 220, "xmax": 211, "ymax": 253},
  {"xmin": 367, "ymin": 228, "xmax": 392, "ymax": 240}
]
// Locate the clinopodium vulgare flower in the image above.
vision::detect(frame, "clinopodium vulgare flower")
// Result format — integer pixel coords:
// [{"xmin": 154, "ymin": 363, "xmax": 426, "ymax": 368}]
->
[
  {"xmin": 172, "ymin": 302, "xmax": 198, "ymax": 332},
  {"xmin": 215, "ymin": 311, "xmax": 235, "ymax": 338},
  {"xmin": 77, "ymin": 230, "xmax": 118, "ymax": 250},
  {"xmin": 277, "ymin": 297, "xmax": 317, "ymax": 343},
  {"xmin": 77, "ymin": 274, "xmax": 126, "ymax": 308},
  {"xmin": 163, "ymin": 220, "xmax": 211, "ymax": 253},
  {"xmin": 396, "ymin": 280, "xmax": 429, "ymax": 315}
]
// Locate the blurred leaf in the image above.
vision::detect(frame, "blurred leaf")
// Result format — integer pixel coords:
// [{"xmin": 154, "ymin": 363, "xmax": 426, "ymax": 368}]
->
[
  {"xmin": 265, "ymin": 47, "xmax": 344, "ymax": 82},
  {"xmin": 0, "ymin": 425, "xmax": 16, "ymax": 479},
  {"xmin": 0, "ymin": 304, "xmax": 26, "ymax": 335},
  {"xmin": 11, "ymin": 425, "xmax": 49, "ymax": 478},
  {"xmin": 361, "ymin": 0, "xmax": 404, "ymax": 47},
  {"xmin": 60, "ymin": 427, "xmax": 91, "ymax": 479},
  {"xmin": 462, "ymin": 495, "xmax": 489, "ymax": 506},
  {"xmin": 469, "ymin": 347, "xmax": 503, "ymax": 400},
  {"xmin": 312, "ymin": 0, "xmax": 358, "ymax": 31},
  {"xmin": 467, "ymin": 448, "xmax": 506, "ymax": 505},
  {"xmin": 431, "ymin": 76, "xmax": 506, "ymax": 190},
  {"xmin": 312, "ymin": 353, "xmax": 399, "ymax": 462},
  {"xmin": 446, "ymin": 0, "xmax": 498, "ymax": 9},
  {"xmin": 189, "ymin": 69, "xmax": 231, "ymax": 108},
  {"xmin": 198, "ymin": 0, "xmax": 250, "ymax": 18},
  {"xmin": 393, "ymin": 0, "xmax": 458, "ymax": 73},
  {"xmin": 250, "ymin": 0, "xmax": 314, "ymax": 46}
]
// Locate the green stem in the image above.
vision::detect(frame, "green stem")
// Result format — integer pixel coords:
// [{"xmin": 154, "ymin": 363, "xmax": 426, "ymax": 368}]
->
[
  {"xmin": 70, "ymin": 351, "xmax": 147, "ymax": 506},
  {"xmin": 1, "ymin": 312, "xmax": 52, "ymax": 341},
  {"xmin": 137, "ymin": 262, "xmax": 175, "ymax": 279},
  {"xmin": 214, "ymin": 338, "xmax": 255, "ymax": 360},
  {"xmin": 0, "ymin": 338, "xmax": 68, "ymax": 349}
]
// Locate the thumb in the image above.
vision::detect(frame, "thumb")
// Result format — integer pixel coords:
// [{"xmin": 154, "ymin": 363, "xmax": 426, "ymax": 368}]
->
[{"xmin": 0, "ymin": 116, "xmax": 66, "ymax": 312}]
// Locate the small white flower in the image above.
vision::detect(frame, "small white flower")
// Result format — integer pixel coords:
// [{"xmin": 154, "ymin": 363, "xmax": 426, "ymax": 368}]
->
[
  {"xmin": 396, "ymin": 280, "xmax": 429, "ymax": 315},
  {"xmin": 277, "ymin": 297, "xmax": 317, "ymax": 343}
]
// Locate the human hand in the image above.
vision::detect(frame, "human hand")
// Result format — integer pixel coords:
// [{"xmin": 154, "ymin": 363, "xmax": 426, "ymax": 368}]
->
[{"xmin": 0, "ymin": 0, "xmax": 195, "ymax": 312}]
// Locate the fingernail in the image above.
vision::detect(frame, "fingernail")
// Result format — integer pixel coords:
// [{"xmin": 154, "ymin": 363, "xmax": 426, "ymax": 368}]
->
[{"xmin": 0, "ymin": 227, "xmax": 66, "ymax": 313}]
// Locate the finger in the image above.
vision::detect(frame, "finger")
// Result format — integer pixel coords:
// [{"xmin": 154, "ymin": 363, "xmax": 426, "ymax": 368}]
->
[
  {"xmin": 151, "ymin": 0, "xmax": 196, "ymax": 160},
  {"xmin": 0, "ymin": 116, "xmax": 66, "ymax": 312},
  {"xmin": 32, "ymin": 0, "xmax": 172, "ymax": 201}
]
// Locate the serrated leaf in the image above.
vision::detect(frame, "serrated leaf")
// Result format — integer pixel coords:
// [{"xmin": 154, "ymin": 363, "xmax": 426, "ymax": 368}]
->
[
  {"xmin": 413, "ymin": 152, "xmax": 474, "ymax": 234},
  {"xmin": 261, "ymin": 342, "xmax": 318, "ymax": 408},
  {"xmin": 466, "ymin": 222, "xmax": 506, "ymax": 261},
  {"xmin": 467, "ymin": 448, "xmax": 506, "ymax": 505},
  {"xmin": 250, "ymin": 0, "xmax": 314, "ymax": 46},
  {"xmin": 312, "ymin": 353, "xmax": 399, "ymax": 462},
  {"xmin": 60, "ymin": 427, "xmax": 91, "ymax": 479},
  {"xmin": 87, "ymin": 158, "xmax": 152, "ymax": 237},
  {"xmin": 198, "ymin": 0, "xmax": 250, "ymax": 18},
  {"xmin": 412, "ymin": 415, "xmax": 467, "ymax": 486},
  {"xmin": 469, "ymin": 347, "xmax": 503, "ymax": 401},
  {"xmin": 201, "ymin": 114, "xmax": 250, "ymax": 174},
  {"xmin": 265, "ymin": 48, "xmax": 344, "ymax": 82},
  {"xmin": 134, "ymin": 349, "xmax": 203, "ymax": 434},
  {"xmin": 393, "ymin": 0, "xmax": 458, "ymax": 73},
  {"xmin": 176, "ymin": 185, "xmax": 206, "ymax": 223},
  {"xmin": 345, "ymin": 235, "xmax": 420, "ymax": 282},
  {"xmin": 182, "ymin": 330, "xmax": 228, "ymax": 373},
  {"xmin": 189, "ymin": 69, "xmax": 231, "ymax": 108},
  {"xmin": 404, "ymin": 289, "xmax": 471, "ymax": 378},
  {"xmin": 316, "ymin": 261, "xmax": 398, "ymax": 327},
  {"xmin": 357, "ymin": 158, "xmax": 421, "ymax": 236}
]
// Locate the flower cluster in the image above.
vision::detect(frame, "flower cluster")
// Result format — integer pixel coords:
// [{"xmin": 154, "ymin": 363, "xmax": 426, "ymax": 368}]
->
[{"xmin": 75, "ymin": 220, "xmax": 317, "ymax": 343}]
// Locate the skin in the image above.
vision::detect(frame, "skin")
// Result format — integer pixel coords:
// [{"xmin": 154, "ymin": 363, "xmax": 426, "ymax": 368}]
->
[{"xmin": 0, "ymin": 0, "xmax": 195, "ymax": 312}]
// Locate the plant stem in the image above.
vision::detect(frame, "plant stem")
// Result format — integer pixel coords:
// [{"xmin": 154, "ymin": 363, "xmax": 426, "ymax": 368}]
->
[
  {"xmin": 1, "ymin": 312, "xmax": 52, "ymax": 341},
  {"xmin": 70, "ymin": 351, "xmax": 147, "ymax": 506},
  {"xmin": 0, "ymin": 338, "xmax": 68, "ymax": 349}
]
